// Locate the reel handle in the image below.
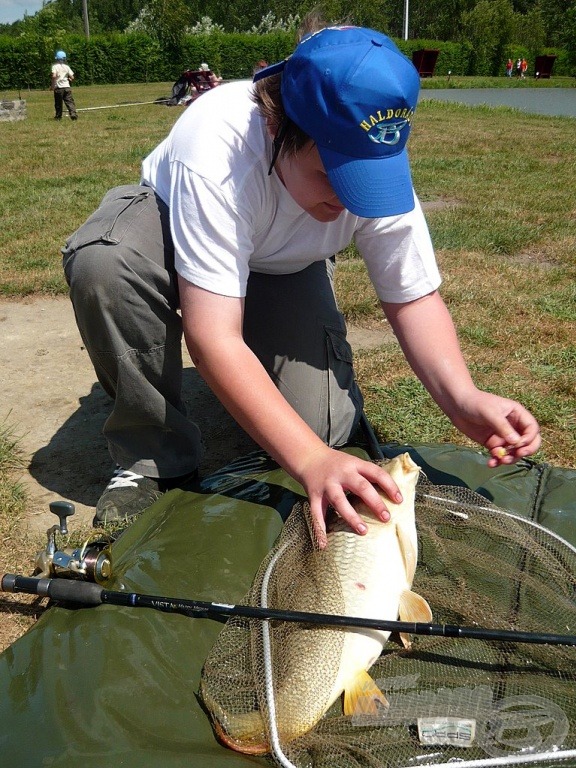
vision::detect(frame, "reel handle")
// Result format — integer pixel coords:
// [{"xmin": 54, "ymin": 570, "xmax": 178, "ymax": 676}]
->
[{"xmin": 49, "ymin": 501, "xmax": 75, "ymax": 535}]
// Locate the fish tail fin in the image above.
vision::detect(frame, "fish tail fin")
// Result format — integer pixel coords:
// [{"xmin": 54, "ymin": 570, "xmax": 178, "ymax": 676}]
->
[
  {"xmin": 398, "ymin": 589, "xmax": 433, "ymax": 648},
  {"xmin": 343, "ymin": 669, "xmax": 389, "ymax": 717}
]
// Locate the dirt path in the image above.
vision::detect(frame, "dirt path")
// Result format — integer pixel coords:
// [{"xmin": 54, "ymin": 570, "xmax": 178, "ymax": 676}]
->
[{"xmin": 0, "ymin": 296, "xmax": 390, "ymax": 536}]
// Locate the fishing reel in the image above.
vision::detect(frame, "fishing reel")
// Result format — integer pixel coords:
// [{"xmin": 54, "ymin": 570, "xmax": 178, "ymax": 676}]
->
[{"xmin": 34, "ymin": 501, "xmax": 112, "ymax": 585}]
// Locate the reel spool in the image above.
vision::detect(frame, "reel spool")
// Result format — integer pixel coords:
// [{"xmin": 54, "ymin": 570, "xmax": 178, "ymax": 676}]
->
[{"xmin": 34, "ymin": 500, "xmax": 112, "ymax": 584}]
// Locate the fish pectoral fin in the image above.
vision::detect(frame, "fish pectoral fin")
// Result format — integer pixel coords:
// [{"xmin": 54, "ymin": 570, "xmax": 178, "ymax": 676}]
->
[
  {"xmin": 398, "ymin": 590, "xmax": 433, "ymax": 647},
  {"xmin": 399, "ymin": 631, "xmax": 412, "ymax": 649},
  {"xmin": 399, "ymin": 589, "xmax": 433, "ymax": 623},
  {"xmin": 343, "ymin": 669, "xmax": 389, "ymax": 717}
]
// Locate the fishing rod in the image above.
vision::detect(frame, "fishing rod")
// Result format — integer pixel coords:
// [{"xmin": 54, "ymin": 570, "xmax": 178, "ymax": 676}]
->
[
  {"xmin": 76, "ymin": 99, "xmax": 171, "ymax": 112},
  {"xmin": 3, "ymin": 573, "xmax": 576, "ymax": 647}
]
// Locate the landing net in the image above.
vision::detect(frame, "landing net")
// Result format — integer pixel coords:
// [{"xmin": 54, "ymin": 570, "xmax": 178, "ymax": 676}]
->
[{"xmin": 200, "ymin": 471, "xmax": 576, "ymax": 768}]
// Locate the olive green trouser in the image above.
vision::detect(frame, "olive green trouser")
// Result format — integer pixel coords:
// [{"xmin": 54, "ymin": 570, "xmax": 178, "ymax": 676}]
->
[{"xmin": 62, "ymin": 185, "xmax": 363, "ymax": 478}]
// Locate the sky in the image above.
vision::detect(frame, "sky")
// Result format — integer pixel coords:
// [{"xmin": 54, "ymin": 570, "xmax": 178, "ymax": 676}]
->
[{"xmin": 0, "ymin": 0, "xmax": 44, "ymax": 24}]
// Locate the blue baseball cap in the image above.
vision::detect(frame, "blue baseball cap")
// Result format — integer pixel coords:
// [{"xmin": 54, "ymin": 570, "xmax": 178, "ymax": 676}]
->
[
  {"xmin": 55, "ymin": 50, "xmax": 67, "ymax": 60},
  {"xmin": 254, "ymin": 27, "xmax": 420, "ymax": 218}
]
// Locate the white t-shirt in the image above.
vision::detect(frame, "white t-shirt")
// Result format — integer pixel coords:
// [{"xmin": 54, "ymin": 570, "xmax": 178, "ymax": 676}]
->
[
  {"xmin": 51, "ymin": 63, "xmax": 74, "ymax": 89},
  {"xmin": 141, "ymin": 80, "xmax": 441, "ymax": 302}
]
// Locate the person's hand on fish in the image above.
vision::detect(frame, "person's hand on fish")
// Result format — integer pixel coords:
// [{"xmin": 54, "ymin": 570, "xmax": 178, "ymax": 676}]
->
[
  {"xmin": 446, "ymin": 389, "xmax": 541, "ymax": 468},
  {"xmin": 293, "ymin": 445, "xmax": 403, "ymax": 549}
]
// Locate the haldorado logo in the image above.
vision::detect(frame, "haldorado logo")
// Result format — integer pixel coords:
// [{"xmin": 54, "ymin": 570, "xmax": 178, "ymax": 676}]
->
[{"xmin": 360, "ymin": 108, "xmax": 414, "ymax": 146}]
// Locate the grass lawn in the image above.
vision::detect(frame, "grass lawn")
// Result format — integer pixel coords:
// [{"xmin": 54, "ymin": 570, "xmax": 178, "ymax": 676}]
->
[
  {"xmin": 0, "ymin": 81, "xmax": 574, "ymax": 647},
  {"xmin": 1, "ymin": 79, "xmax": 575, "ymax": 457},
  {"xmin": 1, "ymin": 77, "xmax": 575, "ymax": 449}
]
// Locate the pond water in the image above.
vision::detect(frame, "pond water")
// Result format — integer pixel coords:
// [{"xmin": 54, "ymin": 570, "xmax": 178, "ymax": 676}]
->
[{"xmin": 419, "ymin": 88, "xmax": 576, "ymax": 118}]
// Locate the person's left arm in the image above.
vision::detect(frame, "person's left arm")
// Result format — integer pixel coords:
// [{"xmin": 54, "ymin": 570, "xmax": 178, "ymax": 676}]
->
[{"xmin": 382, "ymin": 290, "xmax": 541, "ymax": 466}]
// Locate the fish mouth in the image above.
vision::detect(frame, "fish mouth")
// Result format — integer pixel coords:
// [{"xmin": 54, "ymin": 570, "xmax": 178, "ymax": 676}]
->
[{"xmin": 213, "ymin": 719, "xmax": 270, "ymax": 755}]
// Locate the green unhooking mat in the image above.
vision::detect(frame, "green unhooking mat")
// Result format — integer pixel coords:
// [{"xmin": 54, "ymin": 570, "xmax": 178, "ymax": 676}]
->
[{"xmin": 1, "ymin": 443, "xmax": 575, "ymax": 767}]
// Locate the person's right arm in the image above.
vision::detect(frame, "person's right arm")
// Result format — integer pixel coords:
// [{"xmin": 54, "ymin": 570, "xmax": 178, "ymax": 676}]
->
[{"xmin": 178, "ymin": 276, "xmax": 404, "ymax": 547}]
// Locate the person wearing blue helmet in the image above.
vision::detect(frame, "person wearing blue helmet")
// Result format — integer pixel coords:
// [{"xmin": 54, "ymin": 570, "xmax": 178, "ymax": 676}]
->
[
  {"xmin": 51, "ymin": 50, "xmax": 78, "ymax": 120},
  {"xmin": 62, "ymin": 13, "xmax": 540, "ymax": 538}
]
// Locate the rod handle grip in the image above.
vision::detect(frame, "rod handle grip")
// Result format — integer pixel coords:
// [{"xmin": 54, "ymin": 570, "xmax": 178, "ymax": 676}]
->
[{"xmin": 1, "ymin": 574, "xmax": 103, "ymax": 605}]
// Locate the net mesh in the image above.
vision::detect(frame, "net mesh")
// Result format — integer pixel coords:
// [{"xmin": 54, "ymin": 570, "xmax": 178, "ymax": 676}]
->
[{"xmin": 200, "ymin": 461, "xmax": 576, "ymax": 768}]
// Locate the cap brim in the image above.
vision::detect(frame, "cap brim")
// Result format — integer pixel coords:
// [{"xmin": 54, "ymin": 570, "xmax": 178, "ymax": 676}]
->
[
  {"xmin": 319, "ymin": 145, "xmax": 415, "ymax": 218},
  {"xmin": 252, "ymin": 59, "xmax": 287, "ymax": 82}
]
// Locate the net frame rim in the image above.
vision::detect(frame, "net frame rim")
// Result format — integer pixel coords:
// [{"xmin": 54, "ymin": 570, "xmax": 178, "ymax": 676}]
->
[
  {"xmin": 218, "ymin": 483, "xmax": 576, "ymax": 768},
  {"xmin": 418, "ymin": 486, "xmax": 576, "ymax": 558}
]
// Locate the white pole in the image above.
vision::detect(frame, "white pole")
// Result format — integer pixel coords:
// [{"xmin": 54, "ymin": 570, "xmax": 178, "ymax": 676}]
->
[
  {"xmin": 403, "ymin": 0, "xmax": 409, "ymax": 40},
  {"xmin": 75, "ymin": 100, "xmax": 170, "ymax": 112}
]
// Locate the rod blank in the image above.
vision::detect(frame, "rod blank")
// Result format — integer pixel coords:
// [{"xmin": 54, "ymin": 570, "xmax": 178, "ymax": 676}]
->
[{"xmin": 2, "ymin": 573, "xmax": 575, "ymax": 647}]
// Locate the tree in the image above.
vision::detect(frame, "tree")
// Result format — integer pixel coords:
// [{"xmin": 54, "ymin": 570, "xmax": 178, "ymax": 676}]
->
[
  {"xmin": 561, "ymin": 1, "xmax": 576, "ymax": 73},
  {"xmin": 512, "ymin": 6, "xmax": 545, "ymax": 61},
  {"xmin": 399, "ymin": 0, "xmax": 475, "ymax": 40},
  {"xmin": 146, "ymin": 0, "xmax": 191, "ymax": 55},
  {"xmin": 0, "ymin": 0, "xmax": 572, "ymax": 60},
  {"xmin": 537, "ymin": 0, "xmax": 574, "ymax": 45},
  {"xmin": 461, "ymin": 0, "xmax": 514, "ymax": 75}
]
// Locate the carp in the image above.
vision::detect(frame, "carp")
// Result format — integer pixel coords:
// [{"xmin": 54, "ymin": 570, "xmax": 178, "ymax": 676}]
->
[{"xmin": 201, "ymin": 452, "xmax": 432, "ymax": 753}]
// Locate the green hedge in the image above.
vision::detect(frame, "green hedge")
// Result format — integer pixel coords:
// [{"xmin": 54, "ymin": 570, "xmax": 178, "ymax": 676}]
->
[
  {"xmin": 0, "ymin": 31, "xmax": 296, "ymax": 89},
  {"xmin": 506, "ymin": 46, "xmax": 571, "ymax": 77},
  {"xmin": 397, "ymin": 39, "xmax": 474, "ymax": 76},
  {"xmin": 182, "ymin": 31, "xmax": 294, "ymax": 80},
  {"xmin": 0, "ymin": 32, "xmax": 570, "ymax": 91}
]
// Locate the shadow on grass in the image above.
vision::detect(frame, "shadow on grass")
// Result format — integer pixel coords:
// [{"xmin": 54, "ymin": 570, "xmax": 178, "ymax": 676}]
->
[{"xmin": 28, "ymin": 368, "xmax": 257, "ymax": 508}]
